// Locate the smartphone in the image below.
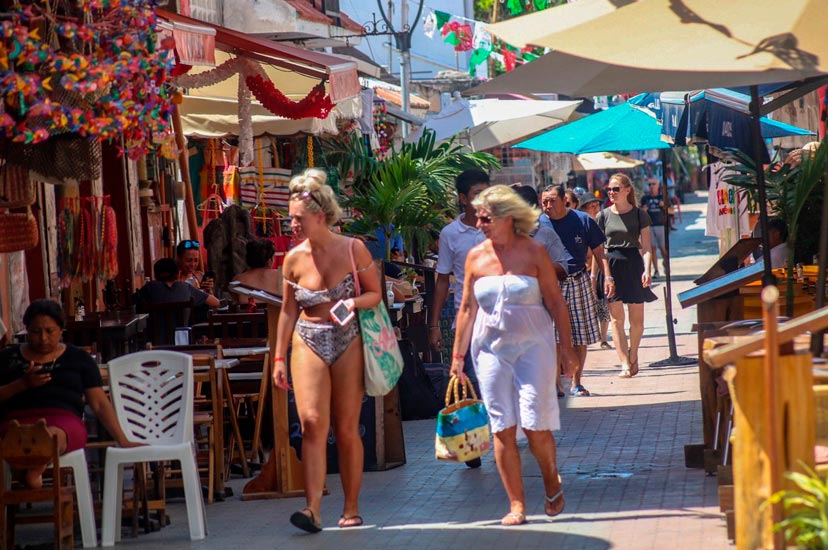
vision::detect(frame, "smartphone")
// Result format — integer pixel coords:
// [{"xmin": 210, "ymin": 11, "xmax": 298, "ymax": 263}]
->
[{"xmin": 330, "ymin": 299, "xmax": 355, "ymax": 326}]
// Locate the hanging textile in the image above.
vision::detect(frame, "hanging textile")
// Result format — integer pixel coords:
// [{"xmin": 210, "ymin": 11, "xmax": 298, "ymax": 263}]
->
[{"xmin": 239, "ymin": 166, "xmax": 291, "ymax": 211}]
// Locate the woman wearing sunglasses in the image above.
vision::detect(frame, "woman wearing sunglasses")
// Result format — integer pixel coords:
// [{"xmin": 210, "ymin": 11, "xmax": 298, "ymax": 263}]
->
[
  {"xmin": 450, "ymin": 185, "xmax": 578, "ymax": 526},
  {"xmin": 272, "ymin": 169, "xmax": 381, "ymax": 533},
  {"xmin": 176, "ymin": 240, "xmax": 212, "ymax": 293},
  {"xmin": 596, "ymin": 174, "xmax": 657, "ymax": 378}
]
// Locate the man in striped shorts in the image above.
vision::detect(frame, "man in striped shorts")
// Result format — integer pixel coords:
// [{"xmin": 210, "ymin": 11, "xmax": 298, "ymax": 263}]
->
[{"xmin": 541, "ymin": 185, "xmax": 613, "ymax": 397}]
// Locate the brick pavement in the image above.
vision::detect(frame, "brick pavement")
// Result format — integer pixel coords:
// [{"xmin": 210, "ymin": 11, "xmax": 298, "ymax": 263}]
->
[{"xmin": 15, "ymin": 193, "xmax": 731, "ymax": 550}]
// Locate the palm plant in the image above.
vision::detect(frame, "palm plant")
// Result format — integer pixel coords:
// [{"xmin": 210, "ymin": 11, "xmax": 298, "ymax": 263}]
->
[
  {"xmin": 724, "ymin": 141, "xmax": 828, "ymax": 314},
  {"xmin": 768, "ymin": 465, "xmax": 828, "ymax": 549},
  {"xmin": 326, "ymin": 129, "xmax": 500, "ymax": 259}
]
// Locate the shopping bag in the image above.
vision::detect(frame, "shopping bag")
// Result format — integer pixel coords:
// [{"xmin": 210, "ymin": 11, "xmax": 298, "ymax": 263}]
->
[
  {"xmin": 435, "ymin": 376, "xmax": 491, "ymax": 462},
  {"xmin": 348, "ymin": 239, "xmax": 403, "ymax": 397}
]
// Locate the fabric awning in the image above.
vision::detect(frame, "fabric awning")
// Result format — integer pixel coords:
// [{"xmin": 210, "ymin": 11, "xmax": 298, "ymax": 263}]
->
[{"xmin": 157, "ymin": 9, "xmax": 360, "ymax": 102}]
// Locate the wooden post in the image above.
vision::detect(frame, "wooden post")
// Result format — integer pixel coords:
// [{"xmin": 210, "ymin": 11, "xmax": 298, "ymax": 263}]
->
[
  {"xmin": 761, "ymin": 286, "xmax": 783, "ymax": 550},
  {"xmin": 171, "ymin": 102, "xmax": 200, "ymax": 244}
]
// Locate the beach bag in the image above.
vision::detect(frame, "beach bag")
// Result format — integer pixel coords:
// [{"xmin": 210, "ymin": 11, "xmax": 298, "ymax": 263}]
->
[
  {"xmin": 0, "ymin": 163, "xmax": 34, "ymax": 209},
  {"xmin": 435, "ymin": 375, "xmax": 491, "ymax": 462},
  {"xmin": 349, "ymin": 239, "xmax": 403, "ymax": 397}
]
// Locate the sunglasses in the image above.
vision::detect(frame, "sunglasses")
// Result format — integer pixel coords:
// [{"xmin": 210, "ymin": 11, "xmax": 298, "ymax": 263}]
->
[
  {"xmin": 608, "ymin": 186, "xmax": 623, "ymax": 193},
  {"xmin": 477, "ymin": 215, "xmax": 494, "ymax": 224},
  {"xmin": 182, "ymin": 240, "xmax": 200, "ymax": 249},
  {"xmin": 293, "ymin": 190, "xmax": 323, "ymax": 209}
]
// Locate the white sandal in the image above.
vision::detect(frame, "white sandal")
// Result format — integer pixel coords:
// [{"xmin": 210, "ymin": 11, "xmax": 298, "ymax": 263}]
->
[{"xmin": 618, "ymin": 363, "xmax": 632, "ymax": 378}]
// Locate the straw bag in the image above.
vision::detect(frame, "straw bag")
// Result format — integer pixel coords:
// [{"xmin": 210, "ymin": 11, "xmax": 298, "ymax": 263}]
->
[
  {"xmin": 435, "ymin": 376, "xmax": 491, "ymax": 463},
  {"xmin": 0, "ymin": 163, "xmax": 34, "ymax": 209},
  {"xmin": 348, "ymin": 239, "xmax": 403, "ymax": 397},
  {"xmin": 0, "ymin": 209, "xmax": 39, "ymax": 252}
]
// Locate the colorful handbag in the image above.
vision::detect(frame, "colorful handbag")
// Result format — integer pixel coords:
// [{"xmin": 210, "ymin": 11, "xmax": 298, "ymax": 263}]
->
[
  {"xmin": 348, "ymin": 239, "xmax": 404, "ymax": 397},
  {"xmin": 435, "ymin": 376, "xmax": 491, "ymax": 463}
]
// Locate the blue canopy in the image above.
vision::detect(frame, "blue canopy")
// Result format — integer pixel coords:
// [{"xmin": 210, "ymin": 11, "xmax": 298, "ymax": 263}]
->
[
  {"xmin": 514, "ymin": 100, "xmax": 671, "ymax": 154},
  {"xmin": 515, "ymin": 92, "xmax": 815, "ymax": 156}
]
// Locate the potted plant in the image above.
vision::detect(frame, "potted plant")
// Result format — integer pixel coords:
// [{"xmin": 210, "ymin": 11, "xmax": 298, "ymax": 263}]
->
[
  {"xmin": 327, "ymin": 129, "xmax": 500, "ymax": 260},
  {"xmin": 768, "ymin": 465, "xmax": 828, "ymax": 549}
]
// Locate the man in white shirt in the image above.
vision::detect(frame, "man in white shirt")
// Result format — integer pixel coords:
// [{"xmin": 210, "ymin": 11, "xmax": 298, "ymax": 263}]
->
[
  {"xmin": 430, "ymin": 169, "xmax": 489, "ymax": 468},
  {"xmin": 767, "ymin": 218, "xmax": 790, "ymax": 269}
]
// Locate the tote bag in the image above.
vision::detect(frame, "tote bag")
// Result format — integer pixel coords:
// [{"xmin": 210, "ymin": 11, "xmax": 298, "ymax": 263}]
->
[
  {"xmin": 435, "ymin": 376, "xmax": 491, "ymax": 462},
  {"xmin": 348, "ymin": 239, "xmax": 403, "ymax": 397}
]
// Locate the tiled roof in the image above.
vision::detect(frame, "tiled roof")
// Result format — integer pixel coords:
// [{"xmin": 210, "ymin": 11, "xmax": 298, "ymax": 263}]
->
[
  {"xmin": 282, "ymin": 0, "xmax": 364, "ymax": 35},
  {"xmin": 374, "ymin": 87, "xmax": 431, "ymax": 110},
  {"xmin": 337, "ymin": 12, "xmax": 364, "ymax": 34},
  {"xmin": 283, "ymin": 0, "xmax": 332, "ymax": 25}
]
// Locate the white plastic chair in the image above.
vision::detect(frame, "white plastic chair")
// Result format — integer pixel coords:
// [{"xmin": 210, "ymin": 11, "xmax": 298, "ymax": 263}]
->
[
  {"xmin": 101, "ymin": 351, "xmax": 206, "ymax": 546},
  {"xmin": 61, "ymin": 449, "xmax": 96, "ymax": 548}
]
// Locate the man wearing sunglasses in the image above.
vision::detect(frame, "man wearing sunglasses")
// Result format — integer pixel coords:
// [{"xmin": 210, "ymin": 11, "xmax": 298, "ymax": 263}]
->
[{"xmin": 540, "ymin": 185, "xmax": 612, "ymax": 398}]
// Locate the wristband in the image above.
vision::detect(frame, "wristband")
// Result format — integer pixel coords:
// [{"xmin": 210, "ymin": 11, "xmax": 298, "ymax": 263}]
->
[
  {"xmin": 606, "ymin": 276, "xmax": 615, "ymax": 281},
  {"xmin": 274, "ymin": 357, "xmax": 285, "ymax": 363},
  {"xmin": 452, "ymin": 353, "xmax": 465, "ymax": 360}
]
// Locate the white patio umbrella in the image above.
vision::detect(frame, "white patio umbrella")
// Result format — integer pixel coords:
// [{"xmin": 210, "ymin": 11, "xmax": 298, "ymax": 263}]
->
[
  {"xmin": 572, "ymin": 152, "xmax": 643, "ymax": 171},
  {"xmin": 406, "ymin": 98, "xmax": 581, "ymax": 152},
  {"xmin": 468, "ymin": 0, "xmax": 828, "ymax": 98}
]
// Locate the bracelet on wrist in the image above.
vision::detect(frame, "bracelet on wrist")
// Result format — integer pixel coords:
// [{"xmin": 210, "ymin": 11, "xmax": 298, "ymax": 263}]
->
[
  {"xmin": 606, "ymin": 276, "xmax": 615, "ymax": 281},
  {"xmin": 274, "ymin": 357, "xmax": 285, "ymax": 363},
  {"xmin": 451, "ymin": 353, "xmax": 465, "ymax": 360}
]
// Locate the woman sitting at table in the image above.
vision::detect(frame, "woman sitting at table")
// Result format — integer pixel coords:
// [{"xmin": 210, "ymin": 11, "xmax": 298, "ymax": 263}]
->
[
  {"xmin": 273, "ymin": 169, "xmax": 381, "ymax": 533},
  {"xmin": 177, "ymin": 239, "xmax": 214, "ymax": 295},
  {"xmin": 233, "ymin": 239, "xmax": 281, "ymax": 308},
  {"xmin": 0, "ymin": 300, "xmax": 141, "ymax": 488}
]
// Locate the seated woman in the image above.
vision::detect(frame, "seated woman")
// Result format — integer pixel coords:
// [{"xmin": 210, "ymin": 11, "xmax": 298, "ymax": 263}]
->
[
  {"xmin": 0, "ymin": 300, "xmax": 142, "ymax": 488},
  {"xmin": 233, "ymin": 239, "xmax": 281, "ymax": 307},
  {"xmin": 177, "ymin": 239, "xmax": 214, "ymax": 295}
]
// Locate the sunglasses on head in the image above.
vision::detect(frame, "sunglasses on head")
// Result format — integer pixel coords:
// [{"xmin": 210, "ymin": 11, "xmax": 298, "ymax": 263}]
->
[
  {"xmin": 608, "ymin": 186, "xmax": 623, "ymax": 193},
  {"xmin": 293, "ymin": 190, "xmax": 323, "ymax": 209},
  {"xmin": 477, "ymin": 215, "xmax": 494, "ymax": 224},
  {"xmin": 182, "ymin": 240, "xmax": 200, "ymax": 249}
]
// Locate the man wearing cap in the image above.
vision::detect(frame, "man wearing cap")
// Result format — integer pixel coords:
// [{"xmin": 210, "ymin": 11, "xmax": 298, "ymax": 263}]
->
[
  {"xmin": 540, "ymin": 185, "xmax": 613, "ymax": 397},
  {"xmin": 640, "ymin": 179, "xmax": 668, "ymax": 279}
]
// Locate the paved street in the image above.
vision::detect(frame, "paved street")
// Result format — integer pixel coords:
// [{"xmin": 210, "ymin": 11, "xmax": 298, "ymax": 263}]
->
[{"xmin": 16, "ymin": 192, "xmax": 730, "ymax": 550}]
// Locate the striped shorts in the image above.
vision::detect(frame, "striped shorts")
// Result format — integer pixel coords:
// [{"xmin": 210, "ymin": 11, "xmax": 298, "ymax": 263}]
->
[{"xmin": 556, "ymin": 270, "xmax": 601, "ymax": 346}]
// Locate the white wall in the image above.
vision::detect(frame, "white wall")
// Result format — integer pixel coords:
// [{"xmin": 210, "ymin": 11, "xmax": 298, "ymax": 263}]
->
[{"xmin": 341, "ymin": 0, "xmax": 473, "ymax": 79}]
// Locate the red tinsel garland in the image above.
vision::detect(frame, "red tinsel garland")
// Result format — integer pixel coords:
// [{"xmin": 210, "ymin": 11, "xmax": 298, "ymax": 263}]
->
[{"xmin": 245, "ymin": 75, "xmax": 335, "ymax": 120}]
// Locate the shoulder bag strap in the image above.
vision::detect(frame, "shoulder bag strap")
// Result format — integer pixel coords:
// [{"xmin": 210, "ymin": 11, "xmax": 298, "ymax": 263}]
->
[{"xmin": 348, "ymin": 238, "xmax": 362, "ymax": 297}]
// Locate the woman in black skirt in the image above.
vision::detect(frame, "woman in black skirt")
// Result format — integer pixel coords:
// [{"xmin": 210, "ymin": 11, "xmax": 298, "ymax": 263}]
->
[{"xmin": 596, "ymin": 174, "xmax": 657, "ymax": 378}]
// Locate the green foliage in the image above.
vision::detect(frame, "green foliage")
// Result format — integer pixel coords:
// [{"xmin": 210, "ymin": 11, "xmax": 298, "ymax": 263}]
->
[
  {"xmin": 724, "ymin": 141, "xmax": 828, "ymax": 313},
  {"xmin": 325, "ymin": 129, "xmax": 500, "ymax": 259},
  {"xmin": 768, "ymin": 465, "xmax": 828, "ymax": 549}
]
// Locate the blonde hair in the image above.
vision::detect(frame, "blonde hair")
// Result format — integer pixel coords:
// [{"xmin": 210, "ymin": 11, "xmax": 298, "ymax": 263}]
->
[
  {"xmin": 472, "ymin": 185, "xmax": 540, "ymax": 236},
  {"xmin": 609, "ymin": 173, "xmax": 636, "ymax": 207},
  {"xmin": 288, "ymin": 168, "xmax": 342, "ymax": 225}
]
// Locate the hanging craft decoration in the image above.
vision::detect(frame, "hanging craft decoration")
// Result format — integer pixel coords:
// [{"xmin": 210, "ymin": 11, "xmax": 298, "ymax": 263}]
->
[
  {"xmin": 245, "ymin": 75, "xmax": 335, "ymax": 120},
  {"xmin": 0, "ymin": 0, "xmax": 175, "ymax": 159},
  {"xmin": 55, "ymin": 196, "xmax": 118, "ymax": 287}
]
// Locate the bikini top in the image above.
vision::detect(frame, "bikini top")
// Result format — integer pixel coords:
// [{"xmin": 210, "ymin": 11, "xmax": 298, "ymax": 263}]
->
[{"xmin": 285, "ymin": 272, "xmax": 356, "ymax": 309}]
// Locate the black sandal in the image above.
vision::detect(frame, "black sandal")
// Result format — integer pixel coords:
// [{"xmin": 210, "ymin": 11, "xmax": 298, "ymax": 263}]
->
[
  {"xmin": 338, "ymin": 514, "xmax": 364, "ymax": 528},
  {"xmin": 290, "ymin": 508, "xmax": 322, "ymax": 533}
]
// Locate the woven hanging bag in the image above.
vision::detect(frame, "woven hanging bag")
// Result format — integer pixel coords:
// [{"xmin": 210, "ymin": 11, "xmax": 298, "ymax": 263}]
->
[
  {"xmin": 0, "ymin": 164, "xmax": 34, "ymax": 209},
  {"xmin": 0, "ymin": 208, "xmax": 39, "ymax": 252}
]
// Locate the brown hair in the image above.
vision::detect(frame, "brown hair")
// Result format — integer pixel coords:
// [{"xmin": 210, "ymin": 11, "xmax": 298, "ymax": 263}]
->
[{"xmin": 609, "ymin": 173, "xmax": 636, "ymax": 207}]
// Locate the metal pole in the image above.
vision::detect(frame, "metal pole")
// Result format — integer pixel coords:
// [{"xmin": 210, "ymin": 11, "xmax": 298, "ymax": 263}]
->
[
  {"xmin": 399, "ymin": 0, "xmax": 411, "ymax": 138},
  {"xmin": 750, "ymin": 85, "xmax": 776, "ymax": 287},
  {"xmin": 650, "ymin": 148, "xmax": 696, "ymax": 368}
]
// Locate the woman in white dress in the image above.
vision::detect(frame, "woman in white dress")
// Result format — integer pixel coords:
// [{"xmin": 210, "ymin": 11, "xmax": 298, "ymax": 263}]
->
[{"xmin": 450, "ymin": 185, "xmax": 579, "ymax": 526}]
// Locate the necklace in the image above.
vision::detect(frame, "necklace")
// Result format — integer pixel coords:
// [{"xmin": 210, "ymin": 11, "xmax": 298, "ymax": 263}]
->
[{"xmin": 24, "ymin": 344, "xmax": 63, "ymax": 370}]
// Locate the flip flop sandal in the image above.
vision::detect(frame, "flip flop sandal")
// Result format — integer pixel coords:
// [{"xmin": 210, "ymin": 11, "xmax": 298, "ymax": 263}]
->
[
  {"xmin": 618, "ymin": 367, "xmax": 632, "ymax": 378},
  {"xmin": 545, "ymin": 489, "xmax": 565, "ymax": 517},
  {"xmin": 290, "ymin": 508, "xmax": 322, "ymax": 533},
  {"xmin": 501, "ymin": 512, "xmax": 527, "ymax": 526},
  {"xmin": 600, "ymin": 342, "xmax": 612, "ymax": 350},
  {"xmin": 338, "ymin": 514, "xmax": 364, "ymax": 528},
  {"xmin": 569, "ymin": 385, "xmax": 590, "ymax": 396}
]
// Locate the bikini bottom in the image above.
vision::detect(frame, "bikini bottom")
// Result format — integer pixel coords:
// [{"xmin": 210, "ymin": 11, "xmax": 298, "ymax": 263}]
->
[{"xmin": 295, "ymin": 318, "xmax": 360, "ymax": 366}]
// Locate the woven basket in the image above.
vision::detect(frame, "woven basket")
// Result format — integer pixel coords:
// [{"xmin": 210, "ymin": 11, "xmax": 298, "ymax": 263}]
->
[
  {"xmin": 0, "ymin": 163, "xmax": 34, "ymax": 209},
  {"xmin": 0, "ymin": 209, "xmax": 39, "ymax": 252},
  {"xmin": 2, "ymin": 135, "xmax": 102, "ymax": 182}
]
